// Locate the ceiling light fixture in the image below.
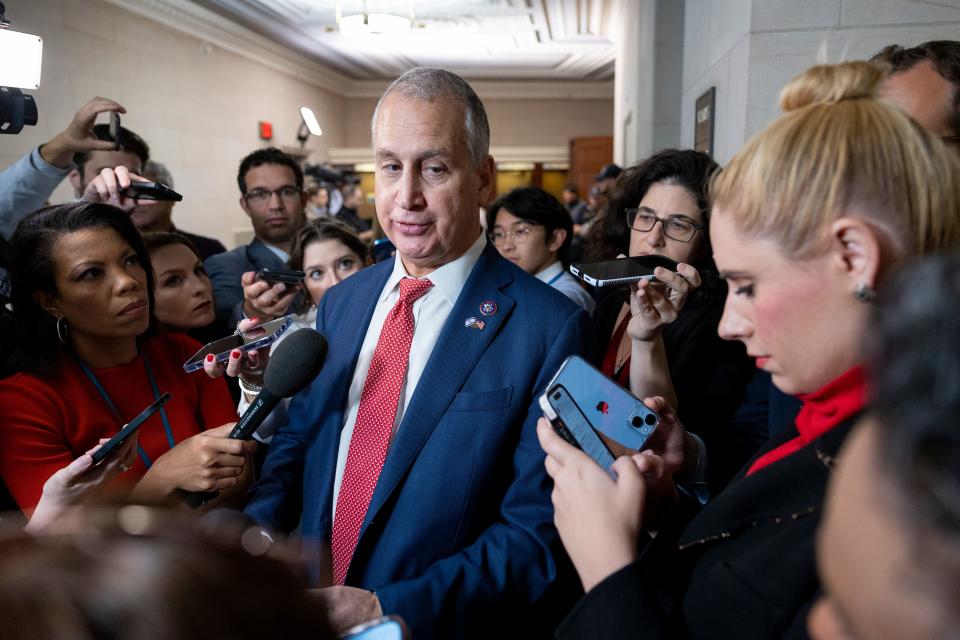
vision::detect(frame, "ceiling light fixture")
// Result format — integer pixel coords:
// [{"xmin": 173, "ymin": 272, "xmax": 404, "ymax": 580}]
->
[{"xmin": 337, "ymin": 0, "xmax": 414, "ymax": 37}]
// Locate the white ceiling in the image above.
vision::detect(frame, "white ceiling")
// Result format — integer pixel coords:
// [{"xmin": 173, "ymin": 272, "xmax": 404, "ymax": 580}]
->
[{"xmin": 192, "ymin": 0, "xmax": 617, "ymax": 81}]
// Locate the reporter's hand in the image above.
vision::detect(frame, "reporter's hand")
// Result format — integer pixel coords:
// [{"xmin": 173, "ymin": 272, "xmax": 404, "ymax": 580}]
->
[
  {"xmin": 641, "ymin": 396, "xmax": 700, "ymax": 480},
  {"xmin": 241, "ymin": 271, "xmax": 299, "ymax": 320},
  {"xmin": 81, "ymin": 166, "xmax": 159, "ymax": 213},
  {"xmin": 627, "ymin": 258, "xmax": 701, "ymax": 341},
  {"xmin": 26, "ymin": 434, "xmax": 139, "ymax": 532},
  {"xmin": 202, "ymin": 318, "xmax": 269, "ymax": 387},
  {"xmin": 41, "ymin": 96, "xmax": 126, "ymax": 169},
  {"xmin": 537, "ymin": 417, "xmax": 645, "ymax": 592},
  {"xmin": 143, "ymin": 424, "xmax": 257, "ymax": 495}
]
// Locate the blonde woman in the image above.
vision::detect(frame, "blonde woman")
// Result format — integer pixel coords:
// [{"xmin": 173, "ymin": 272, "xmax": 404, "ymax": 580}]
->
[{"xmin": 538, "ymin": 61, "xmax": 960, "ymax": 638}]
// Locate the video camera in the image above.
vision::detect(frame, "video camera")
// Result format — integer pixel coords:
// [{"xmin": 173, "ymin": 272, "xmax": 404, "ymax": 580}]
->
[{"xmin": 0, "ymin": 2, "xmax": 42, "ymax": 135}]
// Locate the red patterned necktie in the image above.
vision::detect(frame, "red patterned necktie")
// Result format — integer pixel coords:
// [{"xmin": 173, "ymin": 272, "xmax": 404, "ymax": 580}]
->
[{"xmin": 331, "ymin": 276, "xmax": 434, "ymax": 585}]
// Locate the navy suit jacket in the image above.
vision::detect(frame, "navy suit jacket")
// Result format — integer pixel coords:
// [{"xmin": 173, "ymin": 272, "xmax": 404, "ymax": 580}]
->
[
  {"xmin": 205, "ymin": 238, "xmax": 287, "ymax": 325},
  {"xmin": 245, "ymin": 243, "xmax": 591, "ymax": 638}
]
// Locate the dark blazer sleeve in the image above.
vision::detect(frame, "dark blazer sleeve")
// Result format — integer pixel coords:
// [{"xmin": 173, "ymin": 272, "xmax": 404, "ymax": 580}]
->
[
  {"xmin": 205, "ymin": 247, "xmax": 248, "ymax": 326},
  {"xmin": 373, "ymin": 309, "xmax": 593, "ymax": 633}
]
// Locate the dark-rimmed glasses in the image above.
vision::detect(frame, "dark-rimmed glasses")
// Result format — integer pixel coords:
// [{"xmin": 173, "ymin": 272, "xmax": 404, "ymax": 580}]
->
[
  {"xmin": 243, "ymin": 186, "xmax": 302, "ymax": 205},
  {"xmin": 625, "ymin": 208, "xmax": 704, "ymax": 243}
]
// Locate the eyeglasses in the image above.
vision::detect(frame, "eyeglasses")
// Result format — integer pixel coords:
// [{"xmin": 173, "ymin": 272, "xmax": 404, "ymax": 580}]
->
[
  {"xmin": 490, "ymin": 225, "xmax": 539, "ymax": 246},
  {"xmin": 243, "ymin": 186, "xmax": 302, "ymax": 205},
  {"xmin": 625, "ymin": 209, "xmax": 704, "ymax": 243}
]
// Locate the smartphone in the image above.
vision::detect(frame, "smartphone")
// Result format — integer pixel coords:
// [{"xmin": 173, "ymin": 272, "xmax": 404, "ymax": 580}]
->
[
  {"xmin": 182, "ymin": 316, "xmax": 293, "ymax": 373},
  {"xmin": 570, "ymin": 255, "xmax": 679, "ymax": 287},
  {"xmin": 341, "ymin": 616, "xmax": 408, "ymax": 640},
  {"xmin": 373, "ymin": 238, "xmax": 395, "ymax": 263},
  {"xmin": 109, "ymin": 112, "xmax": 120, "ymax": 151},
  {"xmin": 91, "ymin": 392, "xmax": 171, "ymax": 465},
  {"xmin": 540, "ymin": 355, "xmax": 659, "ymax": 472},
  {"xmin": 121, "ymin": 181, "xmax": 183, "ymax": 202},
  {"xmin": 255, "ymin": 267, "xmax": 305, "ymax": 285}
]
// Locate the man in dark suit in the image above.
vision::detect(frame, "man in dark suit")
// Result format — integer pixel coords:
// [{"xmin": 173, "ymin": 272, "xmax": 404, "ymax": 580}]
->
[
  {"xmin": 205, "ymin": 147, "xmax": 307, "ymax": 324},
  {"xmin": 244, "ymin": 67, "xmax": 591, "ymax": 638}
]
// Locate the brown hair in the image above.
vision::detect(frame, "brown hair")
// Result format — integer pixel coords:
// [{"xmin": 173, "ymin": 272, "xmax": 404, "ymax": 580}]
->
[{"xmin": 711, "ymin": 61, "xmax": 960, "ymax": 260}]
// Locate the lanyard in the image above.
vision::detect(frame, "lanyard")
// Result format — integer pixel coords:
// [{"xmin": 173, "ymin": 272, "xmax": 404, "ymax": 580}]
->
[
  {"xmin": 72, "ymin": 349, "xmax": 175, "ymax": 468},
  {"xmin": 546, "ymin": 272, "xmax": 564, "ymax": 286}
]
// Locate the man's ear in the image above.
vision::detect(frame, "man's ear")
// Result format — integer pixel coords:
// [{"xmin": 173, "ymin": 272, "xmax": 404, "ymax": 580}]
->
[
  {"xmin": 547, "ymin": 228, "xmax": 568, "ymax": 253},
  {"xmin": 828, "ymin": 216, "xmax": 883, "ymax": 292},
  {"xmin": 68, "ymin": 168, "xmax": 83, "ymax": 197},
  {"xmin": 33, "ymin": 290, "xmax": 60, "ymax": 319},
  {"xmin": 239, "ymin": 196, "xmax": 253, "ymax": 219},
  {"xmin": 477, "ymin": 155, "xmax": 496, "ymax": 205}
]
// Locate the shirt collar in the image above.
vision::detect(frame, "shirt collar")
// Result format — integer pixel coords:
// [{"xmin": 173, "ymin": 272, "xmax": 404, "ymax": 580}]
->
[
  {"xmin": 257, "ymin": 238, "xmax": 290, "ymax": 263},
  {"xmin": 380, "ymin": 232, "xmax": 487, "ymax": 304},
  {"xmin": 534, "ymin": 260, "xmax": 563, "ymax": 283}
]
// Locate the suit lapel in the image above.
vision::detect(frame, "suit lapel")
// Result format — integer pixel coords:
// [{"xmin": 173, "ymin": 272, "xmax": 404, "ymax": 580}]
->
[
  {"xmin": 360, "ymin": 246, "xmax": 516, "ymax": 536},
  {"xmin": 246, "ymin": 238, "xmax": 286, "ymax": 270}
]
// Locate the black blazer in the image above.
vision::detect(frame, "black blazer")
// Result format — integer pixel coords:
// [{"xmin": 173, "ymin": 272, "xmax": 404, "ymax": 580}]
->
[{"xmin": 556, "ymin": 414, "xmax": 860, "ymax": 640}]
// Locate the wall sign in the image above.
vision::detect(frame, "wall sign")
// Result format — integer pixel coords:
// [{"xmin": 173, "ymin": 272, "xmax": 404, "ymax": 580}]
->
[{"xmin": 694, "ymin": 87, "xmax": 716, "ymax": 157}]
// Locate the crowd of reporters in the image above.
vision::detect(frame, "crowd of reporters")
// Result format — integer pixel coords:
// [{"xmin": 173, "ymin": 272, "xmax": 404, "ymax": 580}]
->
[{"xmin": 0, "ymin": 38, "xmax": 957, "ymax": 640}]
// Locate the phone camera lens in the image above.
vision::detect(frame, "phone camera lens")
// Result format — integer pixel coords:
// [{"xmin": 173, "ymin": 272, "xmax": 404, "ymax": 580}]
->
[
  {"xmin": 553, "ymin": 392, "xmax": 561, "ymax": 400},
  {"xmin": 631, "ymin": 415, "xmax": 644, "ymax": 428},
  {"xmin": 645, "ymin": 414, "xmax": 657, "ymax": 426}
]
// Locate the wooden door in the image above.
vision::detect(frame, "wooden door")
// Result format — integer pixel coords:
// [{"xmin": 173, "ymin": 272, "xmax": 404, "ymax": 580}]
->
[{"xmin": 569, "ymin": 136, "xmax": 613, "ymax": 197}]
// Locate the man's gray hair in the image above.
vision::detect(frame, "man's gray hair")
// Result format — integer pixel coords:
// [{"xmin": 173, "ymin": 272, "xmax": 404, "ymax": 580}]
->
[
  {"xmin": 371, "ymin": 67, "xmax": 490, "ymax": 167},
  {"xmin": 143, "ymin": 160, "xmax": 174, "ymax": 189}
]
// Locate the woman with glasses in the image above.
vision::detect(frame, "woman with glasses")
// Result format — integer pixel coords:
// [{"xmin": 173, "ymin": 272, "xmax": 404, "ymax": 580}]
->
[
  {"xmin": 591, "ymin": 149, "xmax": 754, "ymax": 489},
  {"xmin": 487, "ymin": 186, "xmax": 595, "ymax": 315},
  {"xmin": 539, "ymin": 61, "xmax": 960, "ymax": 639}
]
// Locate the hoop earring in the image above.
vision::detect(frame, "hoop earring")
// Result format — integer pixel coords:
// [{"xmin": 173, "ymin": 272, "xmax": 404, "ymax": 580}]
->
[
  {"xmin": 854, "ymin": 283, "xmax": 876, "ymax": 303},
  {"xmin": 56, "ymin": 317, "xmax": 68, "ymax": 345}
]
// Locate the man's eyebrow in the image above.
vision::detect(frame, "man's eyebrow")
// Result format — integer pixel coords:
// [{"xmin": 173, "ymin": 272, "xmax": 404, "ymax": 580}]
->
[{"xmin": 373, "ymin": 148, "xmax": 450, "ymax": 161}]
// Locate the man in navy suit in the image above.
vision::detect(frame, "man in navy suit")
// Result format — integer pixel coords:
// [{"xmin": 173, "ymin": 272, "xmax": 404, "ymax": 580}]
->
[
  {"xmin": 244, "ymin": 67, "xmax": 591, "ymax": 638},
  {"xmin": 205, "ymin": 147, "xmax": 306, "ymax": 324}
]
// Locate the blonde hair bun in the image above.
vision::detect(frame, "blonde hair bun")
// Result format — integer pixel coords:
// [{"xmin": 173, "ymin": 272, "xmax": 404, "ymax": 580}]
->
[{"xmin": 779, "ymin": 61, "xmax": 888, "ymax": 112}]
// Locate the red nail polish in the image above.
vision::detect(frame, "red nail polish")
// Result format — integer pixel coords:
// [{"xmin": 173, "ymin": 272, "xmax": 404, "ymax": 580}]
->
[
  {"xmin": 206, "ymin": 354, "xmax": 214, "ymax": 363},
  {"xmin": 231, "ymin": 350, "xmax": 241, "ymax": 358},
  {"xmin": 249, "ymin": 317, "xmax": 258, "ymax": 323}
]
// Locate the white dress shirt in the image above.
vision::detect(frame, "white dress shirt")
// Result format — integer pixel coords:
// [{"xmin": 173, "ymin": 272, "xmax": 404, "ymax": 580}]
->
[
  {"xmin": 332, "ymin": 232, "xmax": 487, "ymax": 519},
  {"xmin": 535, "ymin": 261, "xmax": 595, "ymax": 316}
]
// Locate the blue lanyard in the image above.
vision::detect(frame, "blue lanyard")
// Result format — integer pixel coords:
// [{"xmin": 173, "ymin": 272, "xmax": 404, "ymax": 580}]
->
[
  {"xmin": 547, "ymin": 272, "xmax": 564, "ymax": 286},
  {"xmin": 72, "ymin": 349, "xmax": 175, "ymax": 468}
]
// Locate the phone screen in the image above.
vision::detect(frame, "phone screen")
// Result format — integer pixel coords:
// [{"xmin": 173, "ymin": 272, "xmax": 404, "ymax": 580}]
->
[{"xmin": 342, "ymin": 617, "xmax": 406, "ymax": 640}]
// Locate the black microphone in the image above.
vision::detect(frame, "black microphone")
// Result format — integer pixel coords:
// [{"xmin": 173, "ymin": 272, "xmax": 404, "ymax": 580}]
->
[{"xmin": 184, "ymin": 328, "xmax": 328, "ymax": 509}]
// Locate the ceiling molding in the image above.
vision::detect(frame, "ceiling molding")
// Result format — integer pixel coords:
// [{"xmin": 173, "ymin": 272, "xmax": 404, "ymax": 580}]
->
[{"xmin": 103, "ymin": 0, "xmax": 614, "ymax": 99}]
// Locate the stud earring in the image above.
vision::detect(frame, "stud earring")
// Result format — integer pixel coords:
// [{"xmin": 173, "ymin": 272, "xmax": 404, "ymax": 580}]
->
[{"xmin": 854, "ymin": 283, "xmax": 876, "ymax": 303}]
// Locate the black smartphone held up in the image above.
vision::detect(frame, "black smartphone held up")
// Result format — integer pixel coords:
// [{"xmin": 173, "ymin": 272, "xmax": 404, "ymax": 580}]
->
[
  {"xmin": 91, "ymin": 392, "xmax": 171, "ymax": 465},
  {"xmin": 539, "ymin": 355, "xmax": 659, "ymax": 473},
  {"xmin": 570, "ymin": 255, "xmax": 680, "ymax": 287},
  {"xmin": 109, "ymin": 112, "xmax": 120, "ymax": 151},
  {"xmin": 255, "ymin": 267, "xmax": 305, "ymax": 285},
  {"xmin": 341, "ymin": 616, "xmax": 408, "ymax": 640},
  {"xmin": 182, "ymin": 316, "xmax": 293, "ymax": 373},
  {"xmin": 373, "ymin": 237, "xmax": 396, "ymax": 263},
  {"xmin": 121, "ymin": 181, "xmax": 183, "ymax": 202}
]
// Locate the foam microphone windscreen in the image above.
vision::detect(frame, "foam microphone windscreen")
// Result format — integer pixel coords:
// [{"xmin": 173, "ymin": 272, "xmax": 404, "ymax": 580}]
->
[{"xmin": 263, "ymin": 328, "xmax": 329, "ymax": 397}]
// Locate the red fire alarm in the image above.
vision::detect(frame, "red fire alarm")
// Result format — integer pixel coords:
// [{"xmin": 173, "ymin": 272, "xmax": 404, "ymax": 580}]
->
[{"xmin": 258, "ymin": 121, "xmax": 273, "ymax": 140}]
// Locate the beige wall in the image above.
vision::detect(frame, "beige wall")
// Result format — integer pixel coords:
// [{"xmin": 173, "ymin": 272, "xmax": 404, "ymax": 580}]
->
[
  {"xmin": 3, "ymin": 0, "xmax": 346, "ymax": 249},
  {"xmin": 680, "ymin": 0, "xmax": 960, "ymax": 164},
  {"xmin": 344, "ymin": 96, "xmax": 614, "ymax": 150}
]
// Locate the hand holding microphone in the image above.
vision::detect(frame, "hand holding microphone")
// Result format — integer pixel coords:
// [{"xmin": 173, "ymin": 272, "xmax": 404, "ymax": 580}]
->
[{"xmin": 183, "ymin": 328, "xmax": 329, "ymax": 509}]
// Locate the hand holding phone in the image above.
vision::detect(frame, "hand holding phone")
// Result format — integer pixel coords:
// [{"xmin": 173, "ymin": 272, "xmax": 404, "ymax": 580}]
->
[
  {"xmin": 91, "ymin": 392, "xmax": 171, "ymax": 465},
  {"xmin": 539, "ymin": 356, "xmax": 659, "ymax": 473},
  {"xmin": 120, "ymin": 181, "xmax": 183, "ymax": 202},
  {"xmin": 183, "ymin": 316, "xmax": 293, "ymax": 373}
]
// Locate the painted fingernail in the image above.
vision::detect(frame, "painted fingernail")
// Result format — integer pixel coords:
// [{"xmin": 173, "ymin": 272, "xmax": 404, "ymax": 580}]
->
[
  {"xmin": 206, "ymin": 354, "xmax": 214, "ymax": 363},
  {"xmin": 249, "ymin": 317, "xmax": 258, "ymax": 323},
  {"xmin": 231, "ymin": 350, "xmax": 241, "ymax": 359}
]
